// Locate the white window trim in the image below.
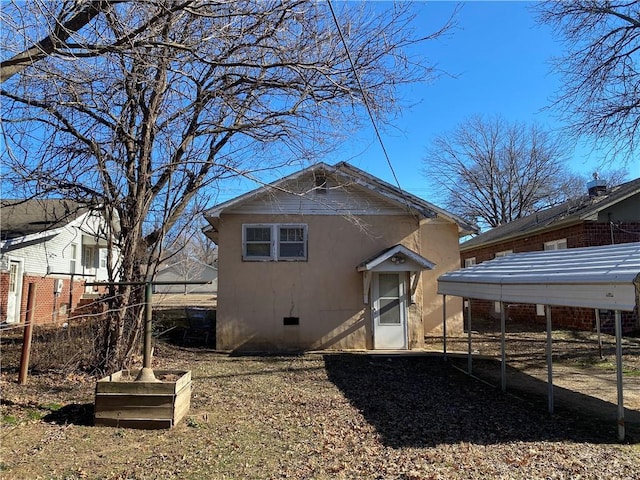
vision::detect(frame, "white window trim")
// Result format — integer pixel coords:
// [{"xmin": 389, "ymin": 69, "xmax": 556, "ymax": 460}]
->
[
  {"xmin": 464, "ymin": 257, "xmax": 476, "ymax": 268},
  {"xmin": 495, "ymin": 250, "xmax": 513, "ymax": 258},
  {"xmin": 242, "ymin": 224, "xmax": 308, "ymax": 261}
]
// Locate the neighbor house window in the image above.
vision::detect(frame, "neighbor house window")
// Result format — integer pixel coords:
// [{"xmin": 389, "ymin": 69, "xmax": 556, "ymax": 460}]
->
[
  {"xmin": 243, "ymin": 224, "xmax": 307, "ymax": 261},
  {"xmin": 83, "ymin": 245, "xmax": 98, "ymax": 269},
  {"xmin": 544, "ymin": 239, "xmax": 567, "ymax": 251},
  {"xmin": 495, "ymin": 250, "xmax": 513, "ymax": 258},
  {"xmin": 464, "ymin": 257, "xmax": 476, "ymax": 268},
  {"xmin": 69, "ymin": 244, "xmax": 77, "ymax": 274},
  {"xmin": 99, "ymin": 249, "xmax": 108, "ymax": 269}
]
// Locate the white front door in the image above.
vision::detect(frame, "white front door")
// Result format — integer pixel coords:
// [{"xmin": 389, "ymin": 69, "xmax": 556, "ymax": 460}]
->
[
  {"xmin": 372, "ymin": 273, "xmax": 407, "ymax": 350},
  {"xmin": 6, "ymin": 260, "xmax": 23, "ymax": 323}
]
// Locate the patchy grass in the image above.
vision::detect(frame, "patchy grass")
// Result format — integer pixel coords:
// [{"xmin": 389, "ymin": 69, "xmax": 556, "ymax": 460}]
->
[
  {"xmin": 1, "ymin": 414, "xmax": 19, "ymax": 426},
  {"xmin": 1, "ymin": 345, "xmax": 640, "ymax": 479},
  {"xmin": 572, "ymin": 357, "xmax": 640, "ymax": 376},
  {"xmin": 1, "ymin": 317, "xmax": 640, "ymax": 479}
]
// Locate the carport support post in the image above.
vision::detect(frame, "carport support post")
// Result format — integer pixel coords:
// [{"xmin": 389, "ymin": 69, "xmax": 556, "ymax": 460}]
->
[
  {"xmin": 615, "ymin": 309, "xmax": 625, "ymax": 441},
  {"xmin": 595, "ymin": 308, "xmax": 603, "ymax": 359},
  {"xmin": 500, "ymin": 303, "xmax": 506, "ymax": 392},
  {"xmin": 442, "ymin": 294, "xmax": 447, "ymax": 359},
  {"xmin": 546, "ymin": 305, "xmax": 554, "ymax": 414},
  {"xmin": 466, "ymin": 298, "xmax": 472, "ymax": 375}
]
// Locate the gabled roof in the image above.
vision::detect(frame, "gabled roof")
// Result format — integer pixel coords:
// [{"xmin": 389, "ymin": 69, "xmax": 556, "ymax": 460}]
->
[
  {"xmin": 0, "ymin": 199, "xmax": 89, "ymax": 240},
  {"xmin": 357, "ymin": 244, "xmax": 436, "ymax": 272},
  {"xmin": 460, "ymin": 177, "xmax": 640, "ymax": 251},
  {"xmin": 156, "ymin": 257, "xmax": 218, "ymax": 274},
  {"xmin": 439, "ymin": 242, "xmax": 640, "ymax": 311},
  {"xmin": 204, "ymin": 162, "xmax": 478, "ymax": 236}
]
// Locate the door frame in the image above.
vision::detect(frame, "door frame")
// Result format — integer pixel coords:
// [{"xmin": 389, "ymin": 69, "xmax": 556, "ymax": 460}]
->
[
  {"xmin": 5, "ymin": 258, "xmax": 24, "ymax": 324},
  {"xmin": 371, "ymin": 272, "xmax": 408, "ymax": 350}
]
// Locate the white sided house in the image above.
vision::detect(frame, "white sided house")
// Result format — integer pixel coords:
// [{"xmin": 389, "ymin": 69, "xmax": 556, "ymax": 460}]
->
[
  {"xmin": 204, "ymin": 162, "xmax": 478, "ymax": 352},
  {"xmin": 0, "ymin": 199, "xmax": 118, "ymax": 325}
]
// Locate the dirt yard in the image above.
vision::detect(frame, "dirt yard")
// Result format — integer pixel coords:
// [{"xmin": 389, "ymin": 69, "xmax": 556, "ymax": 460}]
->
[
  {"xmin": 425, "ymin": 316, "xmax": 640, "ymax": 421},
  {"xmin": 1, "ymin": 319, "xmax": 639, "ymax": 479}
]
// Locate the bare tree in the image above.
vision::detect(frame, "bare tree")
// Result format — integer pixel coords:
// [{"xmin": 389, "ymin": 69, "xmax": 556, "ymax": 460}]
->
[
  {"xmin": 157, "ymin": 225, "xmax": 217, "ymax": 294},
  {"xmin": 423, "ymin": 115, "xmax": 573, "ymax": 229},
  {"xmin": 1, "ymin": 1, "xmax": 451, "ymax": 372},
  {"xmin": 534, "ymin": 1, "xmax": 640, "ymax": 163}
]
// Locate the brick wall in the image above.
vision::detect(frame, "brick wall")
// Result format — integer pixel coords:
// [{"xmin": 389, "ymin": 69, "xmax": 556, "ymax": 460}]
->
[
  {"xmin": 468, "ymin": 302, "xmax": 637, "ymax": 334},
  {"xmin": 583, "ymin": 222, "xmax": 640, "ymax": 246},
  {"xmin": 0, "ymin": 273, "xmax": 8, "ymax": 321},
  {"xmin": 0, "ymin": 273, "xmax": 87, "ymax": 325},
  {"xmin": 460, "ymin": 221, "xmax": 640, "ymax": 333}
]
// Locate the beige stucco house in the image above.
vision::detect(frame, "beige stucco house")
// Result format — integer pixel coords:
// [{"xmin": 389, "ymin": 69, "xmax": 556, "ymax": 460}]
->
[{"xmin": 203, "ymin": 162, "xmax": 477, "ymax": 352}]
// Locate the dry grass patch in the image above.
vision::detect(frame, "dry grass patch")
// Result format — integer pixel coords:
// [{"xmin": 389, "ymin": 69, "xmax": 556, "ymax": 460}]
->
[{"xmin": 2, "ymin": 339, "xmax": 640, "ymax": 479}]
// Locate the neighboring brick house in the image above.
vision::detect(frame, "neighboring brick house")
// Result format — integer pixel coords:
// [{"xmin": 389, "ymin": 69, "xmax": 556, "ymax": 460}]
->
[
  {"xmin": 459, "ymin": 177, "xmax": 640, "ymax": 333},
  {"xmin": 0, "ymin": 199, "xmax": 119, "ymax": 326}
]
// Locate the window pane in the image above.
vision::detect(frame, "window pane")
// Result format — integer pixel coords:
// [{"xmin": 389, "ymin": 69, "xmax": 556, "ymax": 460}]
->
[
  {"xmin": 280, "ymin": 227, "xmax": 303, "ymax": 242},
  {"xmin": 379, "ymin": 274, "xmax": 399, "ymax": 298},
  {"xmin": 278, "ymin": 226, "xmax": 306, "ymax": 259},
  {"xmin": 8, "ymin": 263, "xmax": 17, "ymax": 293},
  {"xmin": 379, "ymin": 298, "xmax": 400, "ymax": 324},
  {"xmin": 246, "ymin": 227, "xmax": 271, "ymax": 242},
  {"xmin": 279, "ymin": 243, "xmax": 305, "ymax": 258},
  {"xmin": 246, "ymin": 243, "xmax": 271, "ymax": 257}
]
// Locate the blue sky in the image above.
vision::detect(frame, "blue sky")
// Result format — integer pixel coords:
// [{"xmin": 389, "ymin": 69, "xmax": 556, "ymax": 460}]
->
[
  {"xmin": 219, "ymin": 1, "xmax": 638, "ymax": 204},
  {"xmin": 338, "ymin": 1, "xmax": 639, "ymax": 201}
]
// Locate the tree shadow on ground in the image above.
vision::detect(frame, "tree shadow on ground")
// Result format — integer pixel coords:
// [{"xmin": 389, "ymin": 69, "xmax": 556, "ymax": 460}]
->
[
  {"xmin": 323, "ymin": 354, "xmax": 637, "ymax": 449},
  {"xmin": 43, "ymin": 403, "xmax": 94, "ymax": 426}
]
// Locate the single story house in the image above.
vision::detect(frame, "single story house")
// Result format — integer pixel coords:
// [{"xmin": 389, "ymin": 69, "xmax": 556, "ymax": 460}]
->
[
  {"xmin": 203, "ymin": 162, "xmax": 478, "ymax": 352},
  {"xmin": 459, "ymin": 176, "xmax": 640, "ymax": 332},
  {"xmin": 0, "ymin": 199, "xmax": 119, "ymax": 325}
]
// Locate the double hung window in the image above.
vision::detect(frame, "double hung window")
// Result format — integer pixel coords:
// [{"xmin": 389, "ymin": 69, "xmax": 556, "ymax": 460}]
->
[{"xmin": 243, "ymin": 224, "xmax": 307, "ymax": 261}]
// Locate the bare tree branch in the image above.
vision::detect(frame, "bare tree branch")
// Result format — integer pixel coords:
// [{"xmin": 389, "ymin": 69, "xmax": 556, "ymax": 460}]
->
[
  {"xmin": 2, "ymin": 0, "xmax": 452, "ymax": 371},
  {"xmin": 535, "ymin": 1, "xmax": 640, "ymax": 164},
  {"xmin": 423, "ymin": 115, "xmax": 573, "ymax": 230}
]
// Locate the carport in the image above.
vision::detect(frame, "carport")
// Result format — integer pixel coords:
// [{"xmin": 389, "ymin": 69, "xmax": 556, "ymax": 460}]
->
[{"xmin": 437, "ymin": 242, "xmax": 640, "ymax": 441}]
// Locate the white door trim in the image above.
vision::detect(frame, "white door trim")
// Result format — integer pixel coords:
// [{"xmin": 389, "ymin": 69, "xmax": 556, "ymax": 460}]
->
[{"xmin": 6, "ymin": 259, "xmax": 24, "ymax": 324}]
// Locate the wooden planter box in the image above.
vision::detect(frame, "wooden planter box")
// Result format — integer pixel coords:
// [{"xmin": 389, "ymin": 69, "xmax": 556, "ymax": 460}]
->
[{"xmin": 94, "ymin": 369, "xmax": 191, "ymax": 429}]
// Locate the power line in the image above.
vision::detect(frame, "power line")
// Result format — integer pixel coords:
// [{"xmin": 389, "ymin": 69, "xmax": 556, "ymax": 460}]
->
[{"xmin": 326, "ymin": 0, "xmax": 417, "ymax": 218}]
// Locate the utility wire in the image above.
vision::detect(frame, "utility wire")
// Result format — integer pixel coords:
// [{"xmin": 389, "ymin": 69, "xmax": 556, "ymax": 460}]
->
[{"xmin": 326, "ymin": 0, "xmax": 418, "ymax": 219}]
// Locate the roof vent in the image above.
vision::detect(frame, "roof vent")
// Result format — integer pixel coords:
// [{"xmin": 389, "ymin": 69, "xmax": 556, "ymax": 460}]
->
[
  {"xmin": 587, "ymin": 172, "xmax": 607, "ymax": 197},
  {"xmin": 314, "ymin": 172, "xmax": 327, "ymax": 193}
]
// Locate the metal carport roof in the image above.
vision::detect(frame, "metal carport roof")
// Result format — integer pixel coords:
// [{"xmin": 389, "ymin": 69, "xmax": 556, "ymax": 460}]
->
[
  {"xmin": 438, "ymin": 242, "xmax": 640, "ymax": 311},
  {"xmin": 437, "ymin": 242, "xmax": 640, "ymax": 441}
]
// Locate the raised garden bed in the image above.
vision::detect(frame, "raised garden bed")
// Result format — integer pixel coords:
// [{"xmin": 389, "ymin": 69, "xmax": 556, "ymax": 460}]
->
[{"xmin": 94, "ymin": 369, "xmax": 191, "ymax": 429}]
